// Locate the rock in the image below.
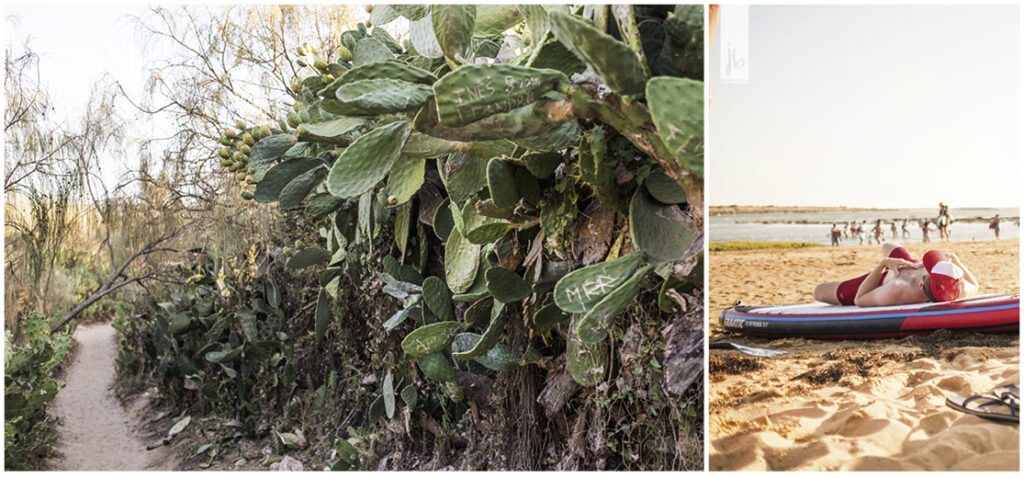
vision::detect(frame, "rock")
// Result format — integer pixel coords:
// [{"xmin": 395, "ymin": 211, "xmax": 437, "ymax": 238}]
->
[
  {"xmin": 233, "ymin": 458, "xmax": 247, "ymax": 470},
  {"xmin": 278, "ymin": 455, "xmax": 304, "ymax": 471}
]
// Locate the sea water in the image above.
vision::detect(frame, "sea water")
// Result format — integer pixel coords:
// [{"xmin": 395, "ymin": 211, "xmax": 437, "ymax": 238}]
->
[{"xmin": 710, "ymin": 208, "xmax": 1019, "ymax": 245}]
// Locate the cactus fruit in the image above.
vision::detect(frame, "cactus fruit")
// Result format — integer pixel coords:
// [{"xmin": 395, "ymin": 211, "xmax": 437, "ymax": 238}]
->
[
  {"xmin": 242, "ymin": 133, "xmax": 255, "ymax": 146},
  {"xmin": 444, "ymin": 227, "xmax": 480, "ymax": 294},
  {"xmin": 259, "ymin": 125, "xmax": 272, "ymax": 139},
  {"xmin": 484, "ymin": 267, "xmax": 532, "ymax": 303},
  {"xmin": 486, "ymin": 158, "xmax": 519, "ymax": 209},
  {"xmin": 326, "ymin": 120, "xmax": 411, "ymax": 199},
  {"xmin": 241, "ymin": 191, "xmax": 254, "ymax": 201},
  {"xmin": 337, "ymin": 45, "xmax": 353, "ymax": 62},
  {"xmin": 235, "ymin": 120, "xmax": 247, "ymax": 130},
  {"xmin": 554, "ymin": 250, "xmax": 644, "ymax": 314},
  {"xmin": 294, "ymin": 239, "xmax": 306, "ymax": 250},
  {"xmin": 240, "ymin": 144, "xmax": 251, "ymax": 155},
  {"xmin": 335, "ymin": 79, "xmax": 434, "ymax": 114},
  {"xmin": 432, "ymin": 64, "xmax": 569, "ymax": 127},
  {"xmin": 217, "ymin": 148, "xmax": 231, "ymax": 159},
  {"xmin": 645, "ymin": 77, "xmax": 703, "ymax": 177},
  {"xmin": 225, "ymin": 129, "xmax": 237, "ymax": 139},
  {"xmin": 220, "ymin": 137, "xmax": 232, "ymax": 146},
  {"xmin": 628, "ymin": 190, "xmax": 695, "ymax": 262},
  {"xmin": 548, "ymin": 10, "xmax": 647, "ymax": 96},
  {"xmin": 245, "ymin": 175, "xmax": 255, "ymax": 184},
  {"xmin": 400, "ymin": 321, "xmax": 465, "ymax": 357}
]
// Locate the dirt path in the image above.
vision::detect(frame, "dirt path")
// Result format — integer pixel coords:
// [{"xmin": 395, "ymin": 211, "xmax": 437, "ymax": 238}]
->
[{"xmin": 47, "ymin": 323, "xmax": 167, "ymax": 470}]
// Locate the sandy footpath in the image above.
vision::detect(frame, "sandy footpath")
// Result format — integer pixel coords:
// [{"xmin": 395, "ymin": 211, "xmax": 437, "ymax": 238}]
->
[
  {"xmin": 47, "ymin": 323, "xmax": 169, "ymax": 470},
  {"xmin": 709, "ymin": 240, "xmax": 1019, "ymax": 471}
]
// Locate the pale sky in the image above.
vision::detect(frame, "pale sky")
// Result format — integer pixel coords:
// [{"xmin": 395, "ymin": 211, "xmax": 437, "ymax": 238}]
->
[{"xmin": 709, "ymin": 5, "xmax": 1020, "ymax": 209}]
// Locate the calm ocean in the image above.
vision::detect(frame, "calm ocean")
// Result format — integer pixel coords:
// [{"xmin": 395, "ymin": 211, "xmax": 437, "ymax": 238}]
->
[{"xmin": 710, "ymin": 208, "xmax": 1019, "ymax": 245}]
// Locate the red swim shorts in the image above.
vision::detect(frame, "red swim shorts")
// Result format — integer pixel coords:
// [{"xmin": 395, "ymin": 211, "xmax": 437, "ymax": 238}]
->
[{"xmin": 835, "ymin": 247, "xmax": 916, "ymax": 305}]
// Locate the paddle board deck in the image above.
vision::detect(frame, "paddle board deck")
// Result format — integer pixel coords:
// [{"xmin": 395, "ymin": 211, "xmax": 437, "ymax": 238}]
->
[{"xmin": 721, "ymin": 293, "xmax": 1019, "ymax": 339}]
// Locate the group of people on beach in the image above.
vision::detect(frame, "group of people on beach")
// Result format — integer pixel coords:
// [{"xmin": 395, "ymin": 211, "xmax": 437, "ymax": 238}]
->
[{"xmin": 829, "ymin": 218, "xmax": 925, "ymax": 246}]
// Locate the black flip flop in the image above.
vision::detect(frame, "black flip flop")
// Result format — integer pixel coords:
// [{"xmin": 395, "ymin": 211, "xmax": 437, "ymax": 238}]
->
[{"xmin": 946, "ymin": 385, "xmax": 1020, "ymax": 424}]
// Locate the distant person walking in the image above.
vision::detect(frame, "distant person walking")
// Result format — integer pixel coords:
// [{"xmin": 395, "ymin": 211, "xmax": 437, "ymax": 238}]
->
[
  {"xmin": 920, "ymin": 219, "xmax": 932, "ymax": 243},
  {"xmin": 890, "ymin": 219, "xmax": 898, "ymax": 238},
  {"xmin": 872, "ymin": 219, "xmax": 884, "ymax": 244},
  {"xmin": 830, "ymin": 223, "xmax": 842, "ymax": 246},
  {"xmin": 937, "ymin": 202, "xmax": 952, "ymax": 242},
  {"xmin": 901, "ymin": 219, "xmax": 910, "ymax": 238},
  {"xmin": 990, "ymin": 214, "xmax": 1001, "ymax": 239},
  {"xmin": 858, "ymin": 220, "xmax": 868, "ymax": 245}
]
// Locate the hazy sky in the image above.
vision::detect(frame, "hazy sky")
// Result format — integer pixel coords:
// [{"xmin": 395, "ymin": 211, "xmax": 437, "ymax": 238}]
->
[{"xmin": 709, "ymin": 5, "xmax": 1020, "ymax": 209}]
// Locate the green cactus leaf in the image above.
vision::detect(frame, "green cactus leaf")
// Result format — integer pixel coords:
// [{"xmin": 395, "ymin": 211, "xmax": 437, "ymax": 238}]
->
[
  {"xmin": 382, "ymin": 371, "xmax": 395, "ymax": 419},
  {"xmin": 248, "ymin": 134, "xmax": 298, "ymax": 169},
  {"xmin": 415, "ymin": 95, "xmax": 569, "ymax": 142},
  {"xmin": 444, "ymin": 228, "xmax": 481, "ymax": 294},
  {"xmin": 450, "ymin": 332, "xmax": 520, "ymax": 372},
  {"xmin": 381, "ymin": 256, "xmax": 423, "ymax": 286},
  {"xmin": 443, "ymin": 153, "xmax": 488, "ymax": 203},
  {"xmin": 401, "ymin": 132, "xmax": 463, "ymax": 159},
  {"xmin": 352, "ymin": 37, "xmax": 395, "ymax": 66},
  {"xmin": 370, "ymin": 4, "xmax": 401, "ymax": 25},
  {"xmin": 372, "ymin": 27, "xmax": 403, "ymax": 54},
  {"xmin": 449, "ymin": 199, "xmax": 466, "ymax": 236},
  {"xmin": 452, "ymin": 301, "xmax": 505, "ymax": 360},
  {"xmin": 461, "ymin": 297, "xmax": 492, "ymax": 329},
  {"xmin": 400, "ymin": 384, "xmax": 417, "ymax": 410},
  {"xmin": 475, "ymin": 198, "xmax": 514, "ymax": 219},
  {"xmin": 315, "ymin": 288, "xmax": 330, "ymax": 342},
  {"xmin": 304, "ymin": 193, "xmax": 344, "ymax": 218},
  {"xmin": 335, "ymin": 79, "xmax": 433, "ymax": 114},
  {"xmin": 392, "ymin": 4, "xmax": 429, "ymax": 21},
  {"xmin": 384, "ymin": 156, "xmax": 425, "ymax": 207},
  {"xmin": 576, "ymin": 265, "xmax": 652, "ymax": 344},
  {"xmin": 514, "ymin": 167, "xmax": 542, "ymax": 206},
  {"xmin": 528, "ymin": 39, "xmax": 585, "ymax": 76},
  {"xmin": 415, "ymin": 353, "xmax": 456, "ymax": 383},
  {"xmin": 283, "ymin": 141, "xmax": 317, "ymax": 160},
  {"xmin": 644, "ymin": 168, "xmax": 687, "ymax": 204},
  {"xmin": 367, "ymin": 395, "xmax": 385, "ymax": 425},
  {"xmin": 286, "ymin": 246, "xmax": 331, "ymax": 270},
  {"xmin": 566, "ymin": 318, "xmax": 608, "ymax": 386},
  {"xmin": 486, "ymin": 158, "xmax": 519, "ymax": 209},
  {"xmin": 553, "ymin": 250, "xmax": 644, "ymax": 314},
  {"xmin": 431, "ymin": 4, "xmax": 476, "ymax": 61},
  {"xmin": 422, "ymin": 276, "xmax": 455, "ymax": 322},
  {"xmin": 462, "ymin": 201, "xmax": 510, "ymax": 244},
  {"xmin": 433, "ymin": 63, "xmax": 568, "ymax": 127},
  {"xmin": 512, "ymin": 119, "xmax": 580, "ymax": 152},
  {"xmin": 578, "ymin": 126, "xmax": 621, "ymax": 211},
  {"xmin": 628, "ymin": 190, "xmax": 696, "ymax": 262},
  {"xmin": 666, "ymin": 5, "xmax": 704, "ymax": 81},
  {"xmin": 409, "ymin": 14, "xmax": 444, "ymax": 59},
  {"xmin": 278, "ymin": 166, "xmax": 327, "ymax": 210},
  {"xmin": 645, "ymin": 76, "xmax": 703, "ymax": 177},
  {"xmin": 298, "ymin": 117, "xmax": 370, "ymax": 141},
  {"xmin": 473, "ymin": 5, "xmax": 522, "ymax": 36},
  {"xmin": 394, "ymin": 202, "xmax": 411, "ymax": 257},
  {"xmin": 382, "ymin": 302, "xmax": 417, "ymax": 331},
  {"xmin": 520, "ymin": 151, "xmax": 563, "ymax": 179},
  {"xmin": 401, "ymin": 321, "xmax": 465, "ymax": 357},
  {"xmin": 485, "ymin": 267, "xmax": 532, "ymax": 303},
  {"xmin": 548, "ymin": 11, "xmax": 647, "ymax": 96},
  {"xmin": 327, "ymin": 120, "xmax": 411, "ymax": 199},
  {"xmin": 338, "ymin": 61, "xmax": 437, "ymax": 87},
  {"xmin": 432, "ymin": 198, "xmax": 454, "ymax": 240},
  {"xmin": 531, "ymin": 303, "xmax": 570, "ymax": 335},
  {"xmin": 254, "ymin": 157, "xmax": 322, "ymax": 203},
  {"xmin": 320, "ymin": 99, "xmax": 372, "ymax": 117}
]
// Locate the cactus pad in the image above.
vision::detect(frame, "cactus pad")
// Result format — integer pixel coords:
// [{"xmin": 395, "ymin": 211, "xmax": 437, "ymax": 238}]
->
[
  {"xmin": 254, "ymin": 157, "xmax": 323, "ymax": 203},
  {"xmin": 400, "ymin": 321, "xmax": 465, "ymax": 357},
  {"xmin": 327, "ymin": 120, "xmax": 411, "ymax": 199},
  {"xmin": 352, "ymin": 37, "xmax": 395, "ymax": 66},
  {"xmin": 628, "ymin": 190, "xmax": 695, "ymax": 262},
  {"xmin": 384, "ymin": 155, "xmax": 426, "ymax": 207},
  {"xmin": 433, "ymin": 63, "xmax": 569, "ymax": 127},
  {"xmin": 645, "ymin": 76, "xmax": 703, "ymax": 177},
  {"xmin": 554, "ymin": 250, "xmax": 644, "ymax": 314},
  {"xmin": 286, "ymin": 246, "xmax": 331, "ymax": 270},
  {"xmin": 576, "ymin": 265, "xmax": 652, "ymax": 344},
  {"xmin": 485, "ymin": 267, "xmax": 532, "ymax": 303},
  {"xmin": 278, "ymin": 166, "xmax": 327, "ymax": 210},
  {"xmin": 548, "ymin": 11, "xmax": 646, "ymax": 96},
  {"xmin": 444, "ymin": 228, "xmax": 480, "ymax": 294},
  {"xmin": 336, "ymin": 79, "xmax": 434, "ymax": 114},
  {"xmin": 486, "ymin": 158, "xmax": 519, "ymax": 209},
  {"xmin": 430, "ymin": 4, "xmax": 476, "ymax": 62},
  {"xmin": 422, "ymin": 276, "xmax": 455, "ymax": 322}
]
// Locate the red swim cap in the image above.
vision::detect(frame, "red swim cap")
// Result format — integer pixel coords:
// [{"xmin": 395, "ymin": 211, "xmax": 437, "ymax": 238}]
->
[{"xmin": 922, "ymin": 250, "xmax": 964, "ymax": 302}]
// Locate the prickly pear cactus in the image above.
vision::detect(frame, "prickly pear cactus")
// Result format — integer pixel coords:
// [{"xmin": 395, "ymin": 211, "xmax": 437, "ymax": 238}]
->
[{"xmin": 214, "ymin": 3, "xmax": 704, "ymax": 415}]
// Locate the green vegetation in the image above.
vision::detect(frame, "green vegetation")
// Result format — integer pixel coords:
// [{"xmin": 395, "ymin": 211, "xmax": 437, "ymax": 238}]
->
[{"xmin": 710, "ymin": 241, "xmax": 819, "ymax": 252}]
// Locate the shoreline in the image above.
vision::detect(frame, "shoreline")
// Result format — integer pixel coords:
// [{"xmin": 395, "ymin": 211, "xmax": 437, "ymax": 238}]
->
[{"xmin": 710, "ymin": 205, "xmax": 1018, "ymax": 215}]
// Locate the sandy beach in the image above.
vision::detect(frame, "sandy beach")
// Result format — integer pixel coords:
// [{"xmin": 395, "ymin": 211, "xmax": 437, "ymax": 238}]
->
[{"xmin": 709, "ymin": 239, "xmax": 1020, "ymax": 471}]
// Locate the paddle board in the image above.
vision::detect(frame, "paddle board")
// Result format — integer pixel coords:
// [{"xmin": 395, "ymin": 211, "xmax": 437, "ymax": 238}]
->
[{"xmin": 721, "ymin": 293, "xmax": 1019, "ymax": 339}]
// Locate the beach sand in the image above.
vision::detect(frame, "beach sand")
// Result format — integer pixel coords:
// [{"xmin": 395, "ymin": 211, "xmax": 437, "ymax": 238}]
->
[{"xmin": 709, "ymin": 239, "xmax": 1019, "ymax": 471}]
